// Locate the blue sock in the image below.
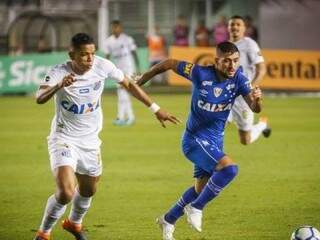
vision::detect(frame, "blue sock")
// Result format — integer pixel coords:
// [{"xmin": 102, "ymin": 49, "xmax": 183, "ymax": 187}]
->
[
  {"xmin": 192, "ymin": 165, "xmax": 239, "ymax": 210},
  {"xmin": 164, "ymin": 186, "xmax": 198, "ymax": 224}
]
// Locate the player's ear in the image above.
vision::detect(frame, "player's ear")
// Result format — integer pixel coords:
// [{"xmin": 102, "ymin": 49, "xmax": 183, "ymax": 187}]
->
[
  {"xmin": 214, "ymin": 57, "xmax": 219, "ymax": 65},
  {"xmin": 69, "ymin": 51, "xmax": 75, "ymax": 60}
]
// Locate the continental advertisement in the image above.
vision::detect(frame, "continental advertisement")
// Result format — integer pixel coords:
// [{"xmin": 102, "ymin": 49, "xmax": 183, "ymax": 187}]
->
[
  {"xmin": 168, "ymin": 46, "xmax": 320, "ymax": 91},
  {"xmin": 0, "ymin": 49, "xmax": 149, "ymax": 94}
]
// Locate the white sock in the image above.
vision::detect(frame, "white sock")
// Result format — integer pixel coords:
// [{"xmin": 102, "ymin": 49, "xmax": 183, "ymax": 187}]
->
[
  {"xmin": 68, "ymin": 190, "xmax": 92, "ymax": 224},
  {"xmin": 125, "ymin": 98, "xmax": 134, "ymax": 121},
  {"xmin": 39, "ymin": 195, "xmax": 67, "ymax": 233},
  {"xmin": 117, "ymin": 88, "xmax": 126, "ymax": 120},
  {"xmin": 250, "ymin": 121, "xmax": 267, "ymax": 143}
]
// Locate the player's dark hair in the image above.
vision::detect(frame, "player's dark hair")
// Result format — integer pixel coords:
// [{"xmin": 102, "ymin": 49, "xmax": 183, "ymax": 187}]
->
[
  {"xmin": 71, "ymin": 33, "xmax": 94, "ymax": 49},
  {"xmin": 111, "ymin": 20, "xmax": 121, "ymax": 25},
  {"xmin": 216, "ymin": 41, "xmax": 239, "ymax": 55},
  {"xmin": 230, "ymin": 15, "xmax": 245, "ymax": 22}
]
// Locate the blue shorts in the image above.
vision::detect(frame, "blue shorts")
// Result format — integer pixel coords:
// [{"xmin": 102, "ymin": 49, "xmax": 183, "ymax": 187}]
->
[{"xmin": 182, "ymin": 131, "xmax": 225, "ymax": 178}]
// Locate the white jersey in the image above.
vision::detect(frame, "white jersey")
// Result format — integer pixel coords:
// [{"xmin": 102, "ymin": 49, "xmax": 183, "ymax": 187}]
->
[
  {"xmin": 234, "ymin": 37, "xmax": 264, "ymax": 81},
  {"xmin": 104, "ymin": 33, "xmax": 137, "ymax": 74},
  {"xmin": 40, "ymin": 56, "xmax": 124, "ymax": 149}
]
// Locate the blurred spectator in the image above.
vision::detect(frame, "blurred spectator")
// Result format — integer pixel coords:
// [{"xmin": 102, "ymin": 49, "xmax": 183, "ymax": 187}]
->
[
  {"xmin": 244, "ymin": 15, "xmax": 259, "ymax": 42},
  {"xmin": 10, "ymin": 44, "xmax": 23, "ymax": 56},
  {"xmin": 147, "ymin": 26, "xmax": 167, "ymax": 84},
  {"xmin": 173, "ymin": 15, "xmax": 189, "ymax": 46},
  {"xmin": 195, "ymin": 20, "xmax": 210, "ymax": 47},
  {"xmin": 212, "ymin": 15, "xmax": 229, "ymax": 46},
  {"xmin": 37, "ymin": 36, "xmax": 52, "ymax": 53}
]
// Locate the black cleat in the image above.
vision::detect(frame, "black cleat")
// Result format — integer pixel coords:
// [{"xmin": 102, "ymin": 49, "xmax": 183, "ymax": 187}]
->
[{"xmin": 262, "ymin": 127, "xmax": 272, "ymax": 138}]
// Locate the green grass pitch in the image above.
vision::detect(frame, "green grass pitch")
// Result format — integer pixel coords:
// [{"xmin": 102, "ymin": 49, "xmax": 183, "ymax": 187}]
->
[{"xmin": 0, "ymin": 94, "xmax": 319, "ymax": 240}]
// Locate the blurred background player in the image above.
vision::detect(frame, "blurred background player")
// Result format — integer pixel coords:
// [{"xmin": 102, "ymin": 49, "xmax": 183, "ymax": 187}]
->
[
  {"xmin": 228, "ymin": 15, "xmax": 271, "ymax": 145},
  {"xmin": 147, "ymin": 25, "xmax": 167, "ymax": 84},
  {"xmin": 137, "ymin": 42, "xmax": 262, "ymax": 240},
  {"xmin": 105, "ymin": 20, "xmax": 140, "ymax": 126},
  {"xmin": 33, "ymin": 33, "xmax": 179, "ymax": 240}
]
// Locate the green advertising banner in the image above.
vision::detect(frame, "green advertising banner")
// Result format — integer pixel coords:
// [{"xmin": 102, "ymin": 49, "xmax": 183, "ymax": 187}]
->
[{"xmin": 0, "ymin": 48, "xmax": 149, "ymax": 94}]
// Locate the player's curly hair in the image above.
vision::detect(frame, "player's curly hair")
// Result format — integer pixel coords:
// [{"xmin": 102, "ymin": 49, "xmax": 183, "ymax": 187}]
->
[
  {"xmin": 217, "ymin": 41, "xmax": 239, "ymax": 54},
  {"xmin": 71, "ymin": 33, "xmax": 94, "ymax": 49}
]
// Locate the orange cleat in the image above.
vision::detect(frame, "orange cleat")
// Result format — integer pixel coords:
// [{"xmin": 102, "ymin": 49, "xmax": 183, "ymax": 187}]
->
[
  {"xmin": 62, "ymin": 219, "xmax": 87, "ymax": 240},
  {"xmin": 34, "ymin": 230, "xmax": 50, "ymax": 240}
]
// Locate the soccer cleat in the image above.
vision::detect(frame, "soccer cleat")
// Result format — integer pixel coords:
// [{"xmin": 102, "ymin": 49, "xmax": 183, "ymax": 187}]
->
[
  {"xmin": 184, "ymin": 204, "xmax": 203, "ymax": 232},
  {"xmin": 34, "ymin": 230, "xmax": 50, "ymax": 240},
  {"xmin": 112, "ymin": 119, "xmax": 127, "ymax": 126},
  {"xmin": 125, "ymin": 119, "xmax": 135, "ymax": 126},
  {"xmin": 259, "ymin": 117, "xmax": 272, "ymax": 138},
  {"xmin": 262, "ymin": 127, "xmax": 272, "ymax": 138},
  {"xmin": 156, "ymin": 215, "xmax": 175, "ymax": 240},
  {"xmin": 62, "ymin": 219, "xmax": 87, "ymax": 240}
]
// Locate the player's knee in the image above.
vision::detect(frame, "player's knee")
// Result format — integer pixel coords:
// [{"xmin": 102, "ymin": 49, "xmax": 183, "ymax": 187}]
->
[
  {"xmin": 223, "ymin": 165, "xmax": 239, "ymax": 179},
  {"xmin": 57, "ymin": 188, "xmax": 75, "ymax": 204},
  {"xmin": 78, "ymin": 186, "xmax": 97, "ymax": 197}
]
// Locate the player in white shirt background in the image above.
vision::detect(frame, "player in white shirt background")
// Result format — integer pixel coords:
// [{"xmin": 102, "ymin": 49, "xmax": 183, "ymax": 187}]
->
[
  {"xmin": 105, "ymin": 20, "xmax": 140, "ymax": 126},
  {"xmin": 228, "ymin": 15, "xmax": 271, "ymax": 145},
  {"xmin": 33, "ymin": 33, "xmax": 179, "ymax": 240}
]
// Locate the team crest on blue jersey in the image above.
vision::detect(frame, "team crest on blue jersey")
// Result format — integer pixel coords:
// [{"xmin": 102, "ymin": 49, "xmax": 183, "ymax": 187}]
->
[{"xmin": 213, "ymin": 87, "xmax": 223, "ymax": 97}]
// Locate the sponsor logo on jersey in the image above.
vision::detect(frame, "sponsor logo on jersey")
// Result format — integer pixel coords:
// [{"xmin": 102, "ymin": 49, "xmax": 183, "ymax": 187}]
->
[
  {"xmin": 61, "ymin": 100, "xmax": 100, "ymax": 114},
  {"xmin": 183, "ymin": 63, "xmax": 194, "ymax": 77},
  {"xmin": 202, "ymin": 81, "xmax": 212, "ymax": 86},
  {"xmin": 93, "ymin": 81, "xmax": 101, "ymax": 90},
  {"xmin": 197, "ymin": 100, "xmax": 232, "ymax": 112},
  {"xmin": 79, "ymin": 88, "xmax": 90, "ymax": 94},
  {"xmin": 199, "ymin": 89, "xmax": 208, "ymax": 96},
  {"xmin": 213, "ymin": 87, "xmax": 223, "ymax": 97},
  {"xmin": 226, "ymin": 83, "xmax": 235, "ymax": 90}
]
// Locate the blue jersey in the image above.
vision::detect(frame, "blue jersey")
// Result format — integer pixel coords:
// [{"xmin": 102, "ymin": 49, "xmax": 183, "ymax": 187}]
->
[{"xmin": 177, "ymin": 61, "xmax": 251, "ymax": 142}]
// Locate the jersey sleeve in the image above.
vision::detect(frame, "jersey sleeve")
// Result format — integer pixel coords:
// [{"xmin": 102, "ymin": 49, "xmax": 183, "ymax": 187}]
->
[
  {"xmin": 247, "ymin": 40, "xmax": 264, "ymax": 65},
  {"xmin": 40, "ymin": 66, "xmax": 62, "ymax": 87},
  {"xmin": 128, "ymin": 36, "xmax": 137, "ymax": 51},
  {"xmin": 238, "ymin": 75, "xmax": 252, "ymax": 97},
  {"xmin": 103, "ymin": 59, "xmax": 125, "ymax": 83},
  {"xmin": 176, "ymin": 61, "xmax": 201, "ymax": 84}
]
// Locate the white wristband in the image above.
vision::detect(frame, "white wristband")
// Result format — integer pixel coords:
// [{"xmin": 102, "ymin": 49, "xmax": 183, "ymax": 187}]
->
[{"xmin": 149, "ymin": 103, "xmax": 160, "ymax": 113}]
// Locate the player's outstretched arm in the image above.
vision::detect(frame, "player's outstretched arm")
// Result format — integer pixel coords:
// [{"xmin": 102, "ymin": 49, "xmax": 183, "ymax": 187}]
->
[
  {"xmin": 119, "ymin": 76, "xmax": 181, "ymax": 127},
  {"xmin": 243, "ymin": 86, "xmax": 262, "ymax": 113},
  {"xmin": 36, "ymin": 74, "xmax": 76, "ymax": 104},
  {"xmin": 135, "ymin": 59, "xmax": 180, "ymax": 86}
]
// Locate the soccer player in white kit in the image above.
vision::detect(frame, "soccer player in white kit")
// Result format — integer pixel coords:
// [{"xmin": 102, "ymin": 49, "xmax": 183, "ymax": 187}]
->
[
  {"xmin": 33, "ymin": 33, "xmax": 179, "ymax": 240},
  {"xmin": 105, "ymin": 20, "xmax": 140, "ymax": 126},
  {"xmin": 228, "ymin": 15, "xmax": 271, "ymax": 145}
]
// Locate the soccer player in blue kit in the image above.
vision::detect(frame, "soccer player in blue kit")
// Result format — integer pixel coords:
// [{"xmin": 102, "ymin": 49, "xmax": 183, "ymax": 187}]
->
[{"xmin": 136, "ymin": 42, "xmax": 262, "ymax": 240}]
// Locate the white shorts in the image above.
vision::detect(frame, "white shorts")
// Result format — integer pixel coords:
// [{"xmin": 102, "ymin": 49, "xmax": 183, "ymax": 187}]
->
[
  {"xmin": 48, "ymin": 139, "xmax": 102, "ymax": 177},
  {"xmin": 228, "ymin": 95, "xmax": 254, "ymax": 131}
]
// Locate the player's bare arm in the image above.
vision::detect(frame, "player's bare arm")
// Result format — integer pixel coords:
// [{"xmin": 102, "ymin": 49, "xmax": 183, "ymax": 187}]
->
[
  {"xmin": 243, "ymin": 86, "xmax": 262, "ymax": 113},
  {"xmin": 251, "ymin": 62, "xmax": 266, "ymax": 86},
  {"xmin": 136, "ymin": 59, "xmax": 180, "ymax": 86},
  {"xmin": 36, "ymin": 74, "xmax": 76, "ymax": 104},
  {"xmin": 119, "ymin": 76, "xmax": 180, "ymax": 127}
]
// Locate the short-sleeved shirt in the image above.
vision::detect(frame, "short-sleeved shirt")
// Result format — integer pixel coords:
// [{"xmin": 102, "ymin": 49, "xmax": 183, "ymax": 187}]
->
[
  {"xmin": 104, "ymin": 33, "xmax": 137, "ymax": 74},
  {"xmin": 40, "ymin": 55, "xmax": 124, "ymax": 149},
  {"xmin": 234, "ymin": 37, "xmax": 264, "ymax": 81},
  {"xmin": 176, "ymin": 61, "xmax": 251, "ymax": 143}
]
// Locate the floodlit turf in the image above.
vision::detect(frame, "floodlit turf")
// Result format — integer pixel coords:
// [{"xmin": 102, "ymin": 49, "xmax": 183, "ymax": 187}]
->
[{"xmin": 0, "ymin": 93, "xmax": 320, "ymax": 240}]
